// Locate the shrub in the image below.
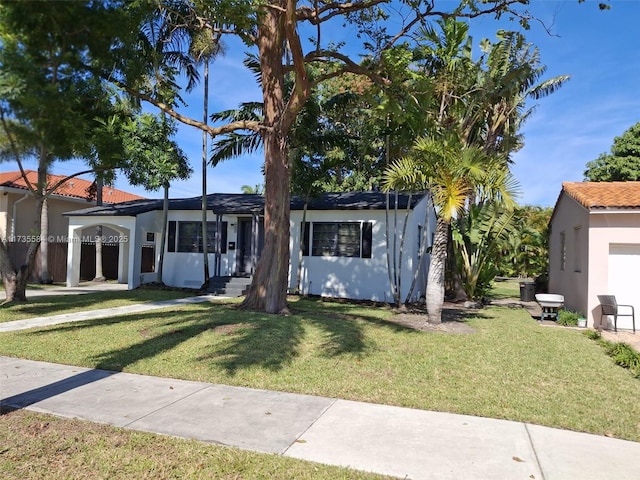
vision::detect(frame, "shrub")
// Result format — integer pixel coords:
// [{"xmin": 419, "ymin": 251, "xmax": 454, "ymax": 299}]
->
[
  {"xmin": 557, "ymin": 309, "xmax": 580, "ymax": 326},
  {"xmin": 584, "ymin": 329, "xmax": 601, "ymax": 341},
  {"xmin": 608, "ymin": 343, "xmax": 640, "ymax": 377},
  {"xmin": 534, "ymin": 275, "xmax": 548, "ymax": 293},
  {"xmin": 584, "ymin": 331, "xmax": 640, "ymax": 379}
]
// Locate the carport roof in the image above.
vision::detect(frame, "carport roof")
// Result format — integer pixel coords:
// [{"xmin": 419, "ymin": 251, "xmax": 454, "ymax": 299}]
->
[{"xmin": 64, "ymin": 192, "xmax": 427, "ymax": 217}]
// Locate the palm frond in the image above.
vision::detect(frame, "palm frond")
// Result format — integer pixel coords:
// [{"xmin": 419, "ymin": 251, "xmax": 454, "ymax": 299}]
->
[{"xmin": 209, "ymin": 132, "xmax": 262, "ymax": 166}]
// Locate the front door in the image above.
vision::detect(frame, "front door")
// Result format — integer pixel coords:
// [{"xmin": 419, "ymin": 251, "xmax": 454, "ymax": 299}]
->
[{"xmin": 236, "ymin": 217, "xmax": 264, "ymax": 276}]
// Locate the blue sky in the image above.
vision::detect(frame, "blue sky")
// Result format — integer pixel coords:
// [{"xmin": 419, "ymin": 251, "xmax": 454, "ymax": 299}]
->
[{"xmin": 19, "ymin": 0, "xmax": 640, "ymax": 208}]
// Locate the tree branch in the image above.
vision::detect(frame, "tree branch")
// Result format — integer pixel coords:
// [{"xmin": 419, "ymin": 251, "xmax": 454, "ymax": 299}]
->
[
  {"xmin": 296, "ymin": 0, "xmax": 388, "ymax": 24},
  {"xmin": 117, "ymin": 82, "xmax": 263, "ymax": 136}
]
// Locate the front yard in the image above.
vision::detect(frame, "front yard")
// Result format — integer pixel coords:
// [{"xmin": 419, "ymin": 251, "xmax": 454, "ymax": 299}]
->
[{"xmin": 1, "ymin": 295, "xmax": 639, "ymax": 442}]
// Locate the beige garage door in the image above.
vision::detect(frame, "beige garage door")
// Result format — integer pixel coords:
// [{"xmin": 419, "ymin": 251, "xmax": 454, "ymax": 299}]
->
[{"xmin": 607, "ymin": 244, "xmax": 640, "ymax": 331}]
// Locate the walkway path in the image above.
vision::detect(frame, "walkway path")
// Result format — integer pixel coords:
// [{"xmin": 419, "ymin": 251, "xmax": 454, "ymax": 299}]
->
[
  {"xmin": 2, "ymin": 356, "xmax": 639, "ymax": 480},
  {"xmin": 0, "ymin": 294, "xmax": 219, "ymax": 333},
  {"xmin": 0, "ymin": 282, "xmax": 128, "ymax": 300}
]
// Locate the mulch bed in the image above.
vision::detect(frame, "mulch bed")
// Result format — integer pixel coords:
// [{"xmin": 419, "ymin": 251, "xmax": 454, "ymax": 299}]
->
[{"xmin": 388, "ymin": 301, "xmax": 479, "ymax": 334}]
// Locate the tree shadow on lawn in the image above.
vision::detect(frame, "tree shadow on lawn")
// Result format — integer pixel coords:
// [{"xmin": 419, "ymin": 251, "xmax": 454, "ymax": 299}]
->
[{"xmin": 22, "ymin": 300, "xmax": 466, "ymax": 377}]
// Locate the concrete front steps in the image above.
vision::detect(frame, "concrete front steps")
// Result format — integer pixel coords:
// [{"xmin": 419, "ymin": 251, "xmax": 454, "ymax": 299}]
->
[{"xmin": 208, "ymin": 276, "xmax": 252, "ymax": 297}]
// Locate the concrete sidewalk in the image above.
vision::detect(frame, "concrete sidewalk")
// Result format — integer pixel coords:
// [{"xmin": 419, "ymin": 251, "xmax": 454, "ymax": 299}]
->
[
  {"xmin": 0, "ymin": 282, "xmax": 129, "ymax": 300},
  {"xmin": 1, "ymin": 357, "xmax": 639, "ymax": 479}
]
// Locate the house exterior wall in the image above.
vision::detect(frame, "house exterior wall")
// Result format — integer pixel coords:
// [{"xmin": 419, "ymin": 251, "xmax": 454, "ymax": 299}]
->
[
  {"xmin": 66, "ymin": 215, "xmax": 136, "ymax": 289},
  {"xmin": 587, "ymin": 211, "xmax": 640, "ymax": 328},
  {"xmin": 550, "ymin": 191, "xmax": 640, "ymax": 328},
  {"xmin": 0, "ymin": 190, "xmax": 95, "ymax": 240},
  {"xmin": 134, "ymin": 210, "xmax": 164, "ymax": 286},
  {"xmin": 548, "ymin": 194, "xmax": 590, "ymax": 321},
  {"xmin": 0, "ymin": 193, "xmax": 8, "ymax": 238},
  {"xmin": 288, "ymin": 196, "xmax": 434, "ymax": 302},
  {"xmin": 66, "ymin": 195, "xmax": 436, "ymax": 303},
  {"xmin": 162, "ymin": 210, "xmax": 237, "ymax": 288}
]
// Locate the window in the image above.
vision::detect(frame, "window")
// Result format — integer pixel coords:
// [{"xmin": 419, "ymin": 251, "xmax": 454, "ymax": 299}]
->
[
  {"xmin": 141, "ymin": 232, "xmax": 156, "ymax": 273},
  {"xmin": 307, "ymin": 222, "xmax": 372, "ymax": 258},
  {"xmin": 559, "ymin": 231, "xmax": 566, "ymax": 271},
  {"xmin": 168, "ymin": 221, "xmax": 227, "ymax": 253},
  {"xmin": 141, "ymin": 245, "xmax": 155, "ymax": 273},
  {"xmin": 573, "ymin": 226, "xmax": 582, "ymax": 272}
]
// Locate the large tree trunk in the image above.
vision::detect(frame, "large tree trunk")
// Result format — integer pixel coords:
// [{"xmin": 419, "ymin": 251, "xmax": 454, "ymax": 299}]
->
[
  {"xmin": 240, "ymin": 3, "xmax": 290, "ymax": 314},
  {"xmin": 425, "ymin": 217, "xmax": 449, "ymax": 324},
  {"xmin": 1, "ymin": 201, "xmax": 43, "ymax": 303},
  {"xmin": 241, "ymin": 131, "xmax": 290, "ymax": 313}
]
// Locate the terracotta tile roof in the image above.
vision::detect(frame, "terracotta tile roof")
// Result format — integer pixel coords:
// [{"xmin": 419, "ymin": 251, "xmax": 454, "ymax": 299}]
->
[
  {"xmin": 562, "ymin": 181, "xmax": 640, "ymax": 209},
  {"xmin": 0, "ymin": 170, "xmax": 144, "ymax": 204}
]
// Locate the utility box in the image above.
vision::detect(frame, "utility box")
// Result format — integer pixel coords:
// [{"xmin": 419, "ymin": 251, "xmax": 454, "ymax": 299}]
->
[{"xmin": 519, "ymin": 282, "xmax": 535, "ymax": 302}]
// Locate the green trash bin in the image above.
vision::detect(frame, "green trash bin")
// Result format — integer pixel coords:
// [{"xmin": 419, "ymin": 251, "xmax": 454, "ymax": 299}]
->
[{"xmin": 519, "ymin": 282, "xmax": 535, "ymax": 302}]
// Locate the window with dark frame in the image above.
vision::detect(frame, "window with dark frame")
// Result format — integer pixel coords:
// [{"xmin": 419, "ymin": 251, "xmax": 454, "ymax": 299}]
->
[
  {"xmin": 305, "ymin": 221, "xmax": 372, "ymax": 258},
  {"xmin": 141, "ymin": 244, "xmax": 155, "ymax": 273},
  {"xmin": 174, "ymin": 221, "xmax": 227, "ymax": 253}
]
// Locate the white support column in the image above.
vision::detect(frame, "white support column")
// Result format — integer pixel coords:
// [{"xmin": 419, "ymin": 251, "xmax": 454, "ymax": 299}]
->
[
  {"xmin": 127, "ymin": 231, "xmax": 138, "ymax": 289},
  {"xmin": 66, "ymin": 225, "xmax": 82, "ymax": 287}
]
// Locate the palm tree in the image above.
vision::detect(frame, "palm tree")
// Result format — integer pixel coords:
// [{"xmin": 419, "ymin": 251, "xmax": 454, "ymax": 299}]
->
[
  {"xmin": 240, "ymin": 184, "xmax": 264, "ymax": 194},
  {"xmin": 188, "ymin": 27, "xmax": 225, "ymax": 283},
  {"xmin": 383, "ymin": 135, "xmax": 517, "ymax": 323},
  {"xmin": 452, "ymin": 202, "xmax": 516, "ymax": 298},
  {"xmin": 462, "ymin": 30, "xmax": 570, "ymax": 157}
]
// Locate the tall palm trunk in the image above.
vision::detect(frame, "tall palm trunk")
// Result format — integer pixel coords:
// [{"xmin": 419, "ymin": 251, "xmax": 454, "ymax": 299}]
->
[
  {"xmin": 39, "ymin": 197, "xmax": 51, "ymax": 283},
  {"xmin": 201, "ymin": 60, "xmax": 210, "ymax": 285},
  {"xmin": 426, "ymin": 217, "xmax": 449, "ymax": 324},
  {"xmin": 93, "ymin": 174, "xmax": 105, "ymax": 282},
  {"xmin": 158, "ymin": 182, "xmax": 169, "ymax": 284},
  {"xmin": 38, "ymin": 163, "xmax": 52, "ymax": 284}
]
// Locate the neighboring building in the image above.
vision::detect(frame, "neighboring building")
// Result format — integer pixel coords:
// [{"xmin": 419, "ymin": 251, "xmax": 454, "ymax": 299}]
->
[
  {"xmin": 65, "ymin": 192, "xmax": 436, "ymax": 303},
  {"xmin": 548, "ymin": 181, "xmax": 640, "ymax": 330},
  {"xmin": 0, "ymin": 170, "xmax": 144, "ymax": 281}
]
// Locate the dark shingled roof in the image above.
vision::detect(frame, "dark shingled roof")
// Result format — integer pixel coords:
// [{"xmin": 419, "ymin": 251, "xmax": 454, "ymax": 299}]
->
[{"xmin": 65, "ymin": 192, "xmax": 427, "ymax": 217}]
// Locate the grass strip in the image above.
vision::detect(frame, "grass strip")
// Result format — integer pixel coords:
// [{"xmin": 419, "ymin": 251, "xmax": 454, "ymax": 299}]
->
[{"xmin": 0, "ymin": 409, "xmax": 389, "ymax": 480}]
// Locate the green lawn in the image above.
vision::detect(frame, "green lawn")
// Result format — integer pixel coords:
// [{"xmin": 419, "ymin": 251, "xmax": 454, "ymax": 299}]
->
[
  {"xmin": 0, "ymin": 289, "xmax": 194, "ymax": 323},
  {"xmin": 488, "ymin": 278, "xmax": 524, "ymax": 299},
  {"xmin": 0, "ymin": 409, "xmax": 389, "ymax": 480},
  {"xmin": 1, "ymin": 296, "xmax": 639, "ymax": 442}
]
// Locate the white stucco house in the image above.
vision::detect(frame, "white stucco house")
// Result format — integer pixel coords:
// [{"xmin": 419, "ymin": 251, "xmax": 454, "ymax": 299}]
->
[
  {"xmin": 64, "ymin": 191, "xmax": 436, "ymax": 303},
  {"xmin": 548, "ymin": 181, "xmax": 640, "ymax": 330}
]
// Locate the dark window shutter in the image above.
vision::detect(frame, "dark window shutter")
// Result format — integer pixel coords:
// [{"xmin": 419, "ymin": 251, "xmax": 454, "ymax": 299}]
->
[
  {"xmin": 221, "ymin": 222, "xmax": 228, "ymax": 253},
  {"xmin": 168, "ymin": 221, "xmax": 176, "ymax": 252},
  {"xmin": 362, "ymin": 222, "xmax": 372, "ymax": 258},
  {"xmin": 302, "ymin": 222, "xmax": 310, "ymax": 256}
]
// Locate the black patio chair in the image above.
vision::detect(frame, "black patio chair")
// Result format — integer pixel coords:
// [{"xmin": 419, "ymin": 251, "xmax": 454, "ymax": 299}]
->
[{"xmin": 597, "ymin": 295, "xmax": 636, "ymax": 333}]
